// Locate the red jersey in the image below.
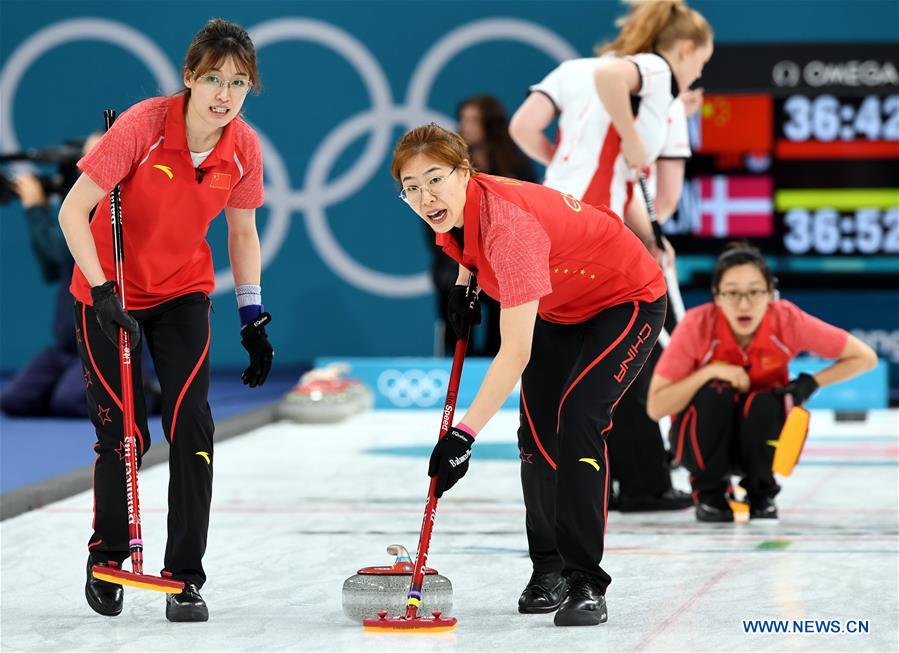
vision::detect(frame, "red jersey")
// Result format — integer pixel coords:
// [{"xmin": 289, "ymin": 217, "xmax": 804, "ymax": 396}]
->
[
  {"xmin": 71, "ymin": 94, "xmax": 264, "ymax": 309},
  {"xmin": 656, "ymin": 300, "xmax": 849, "ymax": 390},
  {"xmin": 436, "ymin": 174, "xmax": 666, "ymax": 323}
]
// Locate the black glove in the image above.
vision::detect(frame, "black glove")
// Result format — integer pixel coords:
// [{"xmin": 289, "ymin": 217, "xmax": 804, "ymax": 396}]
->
[
  {"xmin": 90, "ymin": 281, "xmax": 140, "ymax": 348},
  {"xmin": 240, "ymin": 312, "xmax": 273, "ymax": 387},
  {"xmin": 446, "ymin": 284, "xmax": 480, "ymax": 340},
  {"xmin": 428, "ymin": 427, "xmax": 475, "ymax": 498},
  {"xmin": 774, "ymin": 372, "xmax": 819, "ymax": 406}
]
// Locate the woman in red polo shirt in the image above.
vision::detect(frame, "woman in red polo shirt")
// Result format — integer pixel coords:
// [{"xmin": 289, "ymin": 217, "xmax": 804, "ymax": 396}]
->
[
  {"xmin": 392, "ymin": 123, "xmax": 667, "ymax": 627},
  {"xmin": 647, "ymin": 244, "xmax": 877, "ymax": 522},
  {"xmin": 58, "ymin": 19, "xmax": 271, "ymax": 622}
]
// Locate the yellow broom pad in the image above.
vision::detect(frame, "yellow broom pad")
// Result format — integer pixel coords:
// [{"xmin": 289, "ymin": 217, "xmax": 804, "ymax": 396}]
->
[
  {"xmin": 728, "ymin": 499, "xmax": 750, "ymax": 514},
  {"xmin": 92, "ymin": 567, "xmax": 183, "ymax": 594},
  {"xmin": 363, "ymin": 623, "xmax": 457, "ymax": 633},
  {"xmin": 771, "ymin": 406, "xmax": 811, "ymax": 476}
]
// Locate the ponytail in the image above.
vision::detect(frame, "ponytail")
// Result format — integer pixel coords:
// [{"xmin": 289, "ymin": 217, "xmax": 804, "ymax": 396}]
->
[{"xmin": 597, "ymin": 0, "xmax": 712, "ymax": 56}]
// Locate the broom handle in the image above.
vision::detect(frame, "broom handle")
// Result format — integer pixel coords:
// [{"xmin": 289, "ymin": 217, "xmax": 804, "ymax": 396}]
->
[
  {"xmin": 638, "ymin": 172, "xmax": 685, "ymax": 324},
  {"xmin": 104, "ymin": 109, "xmax": 144, "ymax": 575},
  {"xmin": 404, "ymin": 276, "xmax": 476, "ymax": 619}
]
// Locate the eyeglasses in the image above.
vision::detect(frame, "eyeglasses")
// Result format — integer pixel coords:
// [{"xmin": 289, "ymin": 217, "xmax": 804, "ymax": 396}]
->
[
  {"xmin": 196, "ymin": 73, "xmax": 252, "ymax": 96},
  {"xmin": 399, "ymin": 168, "xmax": 456, "ymax": 205},
  {"xmin": 716, "ymin": 289, "xmax": 770, "ymax": 305}
]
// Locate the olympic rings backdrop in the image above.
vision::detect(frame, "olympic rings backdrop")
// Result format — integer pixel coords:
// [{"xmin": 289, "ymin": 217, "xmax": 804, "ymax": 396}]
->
[{"xmin": 1, "ymin": 1, "xmax": 894, "ymax": 367}]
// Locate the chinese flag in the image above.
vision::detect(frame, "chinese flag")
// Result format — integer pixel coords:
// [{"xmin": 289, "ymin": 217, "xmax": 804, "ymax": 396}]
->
[
  {"xmin": 696, "ymin": 94, "xmax": 772, "ymax": 154},
  {"xmin": 696, "ymin": 175, "xmax": 773, "ymax": 237}
]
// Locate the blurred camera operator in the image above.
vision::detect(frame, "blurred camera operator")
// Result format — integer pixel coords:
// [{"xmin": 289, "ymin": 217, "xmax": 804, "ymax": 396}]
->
[{"xmin": 1, "ymin": 134, "xmax": 161, "ymax": 417}]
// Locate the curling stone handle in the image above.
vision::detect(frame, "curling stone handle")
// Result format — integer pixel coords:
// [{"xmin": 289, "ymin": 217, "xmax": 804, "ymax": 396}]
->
[{"xmin": 386, "ymin": 544, "xmax": 411, "ymax": 562}]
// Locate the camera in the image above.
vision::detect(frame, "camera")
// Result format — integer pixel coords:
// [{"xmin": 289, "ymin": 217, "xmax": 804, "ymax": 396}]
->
[{"xmin": 0, "ymin": 141, "xmax": 84, "ymax": 205}]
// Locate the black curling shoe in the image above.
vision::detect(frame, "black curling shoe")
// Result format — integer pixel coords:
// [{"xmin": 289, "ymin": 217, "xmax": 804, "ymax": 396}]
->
[
  {"xmin": 554, "ymin": 572, "xmax": 608, "ymax": 626},
  {"xmin": 749, "ymin": 496, "xmax": 779, "ymax": 521},
  {"xmin": 695, "ymin": 501, "xmax": 735, "ymax": 523},
  {"xmin": 166, "ymin": 583, "xmax": 209, "ymax": 622},
  {"xmin": 619, "ymin": 487, "xmax": 694, "ymax": 512},
  {"xmin": 85, "ymin": 558, "xmax": 123, "ymax": 617},
  {"xmin": 518, "ymin": 570, "xmax": 568, "ymax": 613}
]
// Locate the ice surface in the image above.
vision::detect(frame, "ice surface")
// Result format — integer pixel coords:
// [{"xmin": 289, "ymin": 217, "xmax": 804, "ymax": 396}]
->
[{"xmin": 2, "ymin": 409, "xmax": 896, "ymax": 652}]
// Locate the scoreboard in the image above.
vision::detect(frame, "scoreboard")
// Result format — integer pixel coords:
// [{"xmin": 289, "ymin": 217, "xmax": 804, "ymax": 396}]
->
[
  {"xmin": 777, "ymin": 93, "xmax": 897, "ymax": 257},
  {"xmin": 664, "ymin": 43, "xmax": 899, "ymax": 283}
]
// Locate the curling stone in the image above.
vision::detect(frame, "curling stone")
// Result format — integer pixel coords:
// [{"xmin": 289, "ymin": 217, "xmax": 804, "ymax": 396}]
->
[
  {"xmin": 279, "ymin": 363, "xmax": 373, "ymax": 423},
  {"xmin": 342, "ymin": 544, "xmax": 453, "ymax": 622}
]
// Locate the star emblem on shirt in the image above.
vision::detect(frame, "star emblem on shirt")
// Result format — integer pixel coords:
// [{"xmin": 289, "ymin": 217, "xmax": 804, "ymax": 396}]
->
[
  {"xmin": 519, "ymin": 448, "xmax": 534, "ymax": 464},
  {"xmin": 114, "ymin": 441, "xmax": 126, "ymax": 461},
  {"xmin": 97, "ymin": 404, "xmax": 112, "ymax": 425},
  {"xmin": 83, "ymin": 368, "xmax": 92, "ymax": 387},
  {"xmin": 75, "ymin": 326, "xmax": 83, "ymax": 345}
]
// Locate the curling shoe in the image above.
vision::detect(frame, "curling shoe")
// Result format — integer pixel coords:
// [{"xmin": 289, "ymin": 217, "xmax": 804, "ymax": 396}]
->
[
  {"xmin": 695, "ymin": 500, "xmax": 735, "ymax": 523},
  {"xmin": 518, "ymin": 570, "xmax": 568, "ymax": 613},
  {"xmin": 749, "ymin": 496, "xmax": 779, "ymax": 521},
  {"xmin": 554, "ymin": 572, "xmax": 607, "ymax": 626},
  {"xmin": 166, "ymin": 583, "xmax": 209, "ymax": 622},
  {"xmin": 619, "ymin": 487, "xmax": 693, "ymax": 512},
  {"xmin": 85, "ymin": 557, "xmax": 123, "ymax": 617}
]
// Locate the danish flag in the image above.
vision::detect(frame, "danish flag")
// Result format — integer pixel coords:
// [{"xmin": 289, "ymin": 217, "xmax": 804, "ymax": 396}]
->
[{"xmin": 693, "ymin": 175, "xmax": 774, "ymax": 238}]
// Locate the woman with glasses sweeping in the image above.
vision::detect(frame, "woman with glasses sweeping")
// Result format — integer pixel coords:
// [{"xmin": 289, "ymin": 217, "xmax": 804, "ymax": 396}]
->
[
  {"xmin": 646, "ymin": 243, "xmax": 876, "ymax": 522},
  {"xmin": 509, "ymin": 0, "xmax": 712, "ymax": 227},
  {"xmin": 506, "ymin": 0, "xmax": 713, "ymax": 606},
  {"xmin": 58, "ymin": 19, "xmax": 272, "ymax": 621},
  {"xmin": 392, "ymin": 123, "xmax": 667, "ymax": 626}
]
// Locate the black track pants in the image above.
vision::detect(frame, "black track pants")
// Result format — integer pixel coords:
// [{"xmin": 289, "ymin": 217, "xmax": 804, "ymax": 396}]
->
[
  {"xmin": 76, "ymin": 293, "xmax": 214, "ymax": 588},
  {"xmin": 605, "ymin": 295, "xmax": 681, "ymax": 499},
  {"xmin": 517, "ymin": 296, "xmax": 666, "ymax": 592},
  {"xmin": 605, "ymin": 344, "xmax": 672, "ymax": 498},
  {"xmin": 670, "ymin": 380, "xmax": 785, "ymax": 505}
]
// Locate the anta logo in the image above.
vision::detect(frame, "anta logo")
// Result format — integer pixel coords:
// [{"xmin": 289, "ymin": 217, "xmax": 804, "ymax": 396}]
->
[
  {"xmin": 152, "ymin": 164, "xmax": 173, "ymax": 180},
  {"xmin": 578, "ymin": 457, "xmax": 600, "ymax": 471},
  {"xmin": 613, "ymin": 323, "xmax": 653, "ymax": 382},
  {"xmin": 195, "ymin": 451, "xmax": 211, "ymax": 464}
]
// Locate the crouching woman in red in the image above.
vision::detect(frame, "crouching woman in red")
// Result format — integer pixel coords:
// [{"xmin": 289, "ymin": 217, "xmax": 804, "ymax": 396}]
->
[
  {"xmin": 647, "ymin": 244, "xmax": 877, "ymax": 522},
  {"xmin": 392, "ymin": 124, "xmax": 667, "ymax": 627}
]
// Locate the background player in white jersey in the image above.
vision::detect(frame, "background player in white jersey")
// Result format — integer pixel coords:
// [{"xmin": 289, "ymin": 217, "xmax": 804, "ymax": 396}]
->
[
  {"xmin": 508, "ymin": 0, "xmax": 713, "ymax": 612},
  {"xmin": 510, "ymin": 0, "xmax": 711, "ymax": 217}
]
